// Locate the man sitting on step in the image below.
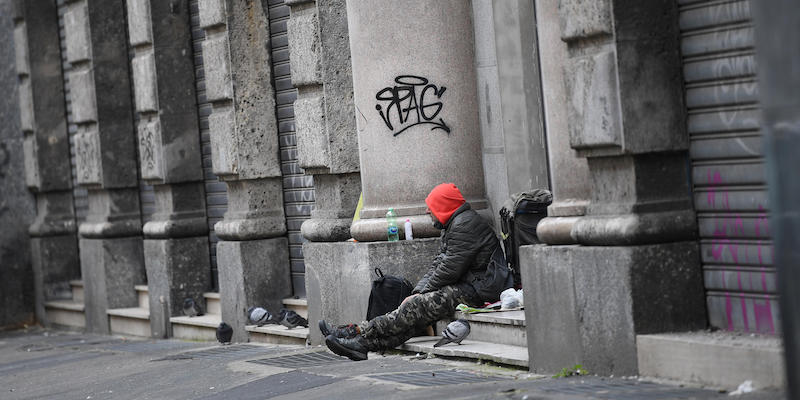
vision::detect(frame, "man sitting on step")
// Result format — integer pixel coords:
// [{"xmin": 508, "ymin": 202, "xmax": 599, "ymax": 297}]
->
[{"xmin": 320, "ymin": 183, "xmax": 509, "ymax": 361}]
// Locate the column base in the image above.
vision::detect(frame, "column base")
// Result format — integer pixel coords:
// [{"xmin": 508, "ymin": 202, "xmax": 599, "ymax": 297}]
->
[
  {"xmin": 303, "ymin": 238, "xmax": 440, "ymax": 345},
  {"xmin": 520, "ymin": 241, "xmax": 706, "ymax": 376},
  {"xmin": 144, "ymin": 237, "xmax": 211, "ymax": 338},
  {"xmin": 217, "ymin": 237, "xmax": 291, "ymax": 342},
  {"xmin": 79, "ymin": 237, "xmax": 145, "ymax": 334},
  {"xmin": 31, "ymin": 235, "xmax": 80, "ymax": 325}
]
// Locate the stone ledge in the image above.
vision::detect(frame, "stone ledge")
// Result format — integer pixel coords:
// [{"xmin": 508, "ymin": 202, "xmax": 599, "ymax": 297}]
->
[
  {"xmin": 637, "ymin": 331, "xmax": 785, "ymax": 390},
  {"xmin": 44, "ymin": 300, "xmax": 85, "ymax": 312},
  {"xmin": 106, "ymin": 307, "xmax": 149, "ymax": 320},
  {"xmin": 455, "ymin": 310, "xmax": 526, "ymax": 326},
  {"xmin": 134, "ymin": 285, "xmax": 148, "ymax": 292},
  {"xmin": 170, "ymin": 314, "xmax": 221, "ymax": 328},
  {"xmin": 246, "ymin": 324, "xmax": 309, "ymax": 339},
  {"xmin": 203, "ymin": 292, "xmax": 220, "ymax": 300},
  {"xmin": 69, "ymin": 280, "xmax": 84, "ymax": 288},
  {"xmin": 398, "ymin": 336, "xmax": 528, "ymax": 368},
  {"xmin": 282, "ymin": 298, "xmax": 307, "ymax": 307}
]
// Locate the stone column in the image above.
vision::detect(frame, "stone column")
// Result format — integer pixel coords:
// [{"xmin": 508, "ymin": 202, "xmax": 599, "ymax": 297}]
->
[
  {"xmin": 198, "ymin": 0, "xmax": 291, "ymax": 342},
  {"xmin": 532, "ymin": 0, "xmax": 590, "ymax": 245},
  {"xmin": 11, "ymin": 0, "xmax": 80, "ymax": 325},
  {"xmin": 126, "ymin": 0, "xmax": 210, "ymax": 338},
  {"xmin": 1, "ymin": 0, "xmax": 36, "ymax": 329},
  {"xmin": 521, "ymin": 0, "xmax": 707, "ymax": 375},
  {"xmin": 347, "ymin": 0, "xmax": 490, "ymax": 242},
  {"xmin": 288, "ymin": 0, "xmax": 361, "ymax": 243},
  {"xmin": 64, "ymin": 0, "xmax": 145, "ymax": 334}
]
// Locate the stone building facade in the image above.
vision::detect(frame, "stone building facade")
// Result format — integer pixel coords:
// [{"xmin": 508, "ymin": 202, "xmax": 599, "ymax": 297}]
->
[{"xmin": 0, "ymin": 0, "xmax": 786, "ymax": 390}]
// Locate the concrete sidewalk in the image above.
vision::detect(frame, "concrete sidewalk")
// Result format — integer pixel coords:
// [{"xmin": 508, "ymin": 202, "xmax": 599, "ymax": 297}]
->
[{"xmin": 0, "ymin": 328, "xmax": 785, "ymax": 400}]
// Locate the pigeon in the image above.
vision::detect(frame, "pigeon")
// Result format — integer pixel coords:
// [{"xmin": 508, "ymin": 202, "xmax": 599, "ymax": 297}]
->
[
  {"xmin": 434, "ymin": 319, "xmax": 470, "ymax": 347},
  {"xmin": 247, "ymin": 306, "xmax": 277, "ymax": 326},
  {"xmin": 279, "ymin": 308, "xmax": 308, "ymax": 329},
  {"xmin": 216, "ymin": 322, "xmax": 233, "ymax": 344},
  {"xmin": 183, "ymin": 297, "xmax": 203, "ymax": 317}
]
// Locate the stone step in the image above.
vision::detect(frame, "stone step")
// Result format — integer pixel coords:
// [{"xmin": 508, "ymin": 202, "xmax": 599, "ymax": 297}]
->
[
  {"xmin": 398, "ymin": 336, "xmax": 528, "ymax": 368},
  {"xmin": 44, "ymin": 300, "xmax": 86, "ymax": 329},
  {"xmin": 69, "ymin": 280, "xmax": 84, "ymax": 303},
  {"xmin": 135, "ymin": 285, "xmax": 149, "ymax": 309},
  {"xmin": 246, "ymin": 324, "xmax": 309, "ymax": 345},
  {"xmin": 170, "ymin": 314, "xmax": 221, "ymax": 341},
  {"xmin": 107, "ymin": 307, "xmax": 151, "ymax": 337},
  {"xmin": 436, "ymin": 310, "xmax": 526, "ymax": 347},
  {"xmin": 282, "ymin": 297, "xmax": 307, "ymax": 319},
  {"xmin": 204, "ymin": 292, "xmax": 220, "ymax": 315},
  {"xmin": 637, "ymin": 331, "xmax": 785, "ymax": 390}
]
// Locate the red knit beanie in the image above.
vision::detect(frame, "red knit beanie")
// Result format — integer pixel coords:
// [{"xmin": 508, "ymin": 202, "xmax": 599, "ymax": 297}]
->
[{"xmin": 425, "ymin": 183, "xmax": 466, "ymax": 225}]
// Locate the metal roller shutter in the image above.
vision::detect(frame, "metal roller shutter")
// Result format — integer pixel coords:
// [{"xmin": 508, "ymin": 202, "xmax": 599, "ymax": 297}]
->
[
  {"xmin": 267, "ymin": 0, "xmax": 315, "ymax": 298},
  {"xmin": 190, "ymin": 0, "xmax": 226, "ymax": 290},
  {"xmin": 679, "ymin": 0, "xmax": 778, "ymax": 334}
]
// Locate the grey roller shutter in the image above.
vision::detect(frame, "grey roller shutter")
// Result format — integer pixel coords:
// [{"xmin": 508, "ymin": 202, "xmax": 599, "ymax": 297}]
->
[
  {"xmin": 679, "ymin": 0, "xmax": 778, "ymax": 334},
  {"xmin": 190, "ymin": 0, "xmax": 226, "ymax": 290},
  {"xmin": 267, "ymin": 0, "xmax": 315, "ymax": 298}
]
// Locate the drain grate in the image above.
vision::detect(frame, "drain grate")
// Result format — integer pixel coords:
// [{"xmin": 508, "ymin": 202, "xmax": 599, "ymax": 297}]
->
[
  {"xmin": 367, "ymin": 370, "xmax": 511, "ymax": 387},
  {"xmin": 247, "ymin": 351, "xmax": 350, "ymax": 368},
  {"xmin": 155, "ymin": 344, "xmax": 279, "ymax": 361},
  {"xmin": 536, "ymin": 379, "xmax": 717, "ymax": 400}
]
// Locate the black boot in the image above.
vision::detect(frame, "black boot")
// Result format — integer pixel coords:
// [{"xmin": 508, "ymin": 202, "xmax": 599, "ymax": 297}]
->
[
  {"xmin": 325, "ymin": 334, "xmax": 368, "ymax": 361},
  {"xmin": 319, "ymin": 320, "xmax": 361, "ymax": 339}
]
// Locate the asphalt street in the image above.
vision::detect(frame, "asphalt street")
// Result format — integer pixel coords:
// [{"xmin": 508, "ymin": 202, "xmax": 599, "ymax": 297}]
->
[{"xmin": 0, "ymin": 328, "xmax": 785, "ymax": 400}]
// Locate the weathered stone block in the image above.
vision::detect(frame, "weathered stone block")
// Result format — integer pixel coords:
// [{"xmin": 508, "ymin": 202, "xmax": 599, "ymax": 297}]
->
[
  {"xmin": 198, "ymin": 0, "xmax": 226, "ymax": 29},
  {"xmin": 217, "ymin": 237, "xmax": 292, "ymax": 342},
  {"xmin": 79, "ymin": 188, "xmax": 142, "ymax": 238},
  {"xmin": 317, "ymin": 0, "xmax": 359, "ymax": 174},
  {"xmin": 29, "ymin": 191, "xmax": 76, "ymax": 237},
  {"xmin": 13, "ymin": 23, "xmax": 29, "ymax": 76},
  {"xmin": 126, "ymin": 0, "xmax": 152, "ymax": 46},
  {"xmin": 79, "ymin": 237, "xmax": 146, "ymax": 334},
  {"xmin": 132, "ymin": 52, "xmax": 158, "ymax": 113},
  {"xmin": 143, "ymin": 182, "xmax": 208, "ymax": 239},
  {"xmin": 202, "ymin": 36, "xmax": 233, "ymax": 102},
  {"xmin": 22, "ymin": 134, "xmax": 39, "ymax": 189},
  {"xmin": 214, "ymin": 178, "xmax": 286, "ymax": 240},
  {"xmin": 208, "ymin": 107, "xmax": 237, "ymax": 176},
  {"xmin": 301, "ymin": 172, "xmax": 360, "ymax": 242},
  {"xmin": 68, "ymin": 69, "xmax": 98, "ymax": 124},
  {"xmin": 520, "ymin": 242, "xmax": 706, "ymax": 375},
  {"xmin": 144, "ymin": 237, "xmax": 211, "ymax": 338},
  {"xmin": 17, "ymin": 78, "xmax": 33, "ymax": 132},
  {"xmin": 558, "ymin": 0, "xmax": 613, "ymax": 41},
  {"xmin": 137, "ymin": 118, "xmax": 164, "ymax": 180},
  {"xmin": 287, "ymin": 10, "xmax": 321, "ymax": 86},
  {"xmin": 304, "ymin": 238, "xmax": 440, "ymax": 345},
  {"xmin": 294, "ymin": 96, "xmax": 328, "ymax": 169},
  {"xmin": 565, "ymin": 50, "xmax": 621, "ymax": 152},
  {"xmin": 74, "ymin": 129, "xmax": 102, "ymax": 185},
  {"xmin": 64, "ymin": 3, "xmax": 91, "ymax": 64}
]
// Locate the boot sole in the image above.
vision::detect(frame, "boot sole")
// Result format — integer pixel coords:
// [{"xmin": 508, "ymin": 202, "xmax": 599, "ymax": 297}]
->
[
  {"xmin": 325, "ymin": 335, "xmax": 368, "ymax": 361},
  {"xmin": 318, "ymin": 320, "xmax": 330, "ymax": 337}
]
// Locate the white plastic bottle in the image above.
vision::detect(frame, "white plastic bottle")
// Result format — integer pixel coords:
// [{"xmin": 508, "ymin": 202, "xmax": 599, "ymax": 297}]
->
[{"xmin": 404, "ymin": 218, "xmax": 413, "ymax": 240}]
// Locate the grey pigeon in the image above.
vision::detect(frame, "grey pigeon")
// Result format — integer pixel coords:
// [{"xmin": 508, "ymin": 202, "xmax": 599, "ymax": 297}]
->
[
  {"xmin": 279, "ymin": 308, "xmax": 308, "ymax": 329},
  {"xmin": 182, "ymin": 297, "xmax": 203, "ymax": 317},
  {"xmin": 216, "ymin": 322, "xmax": 233, "ymax": 344},
  {"xmin": 247, "ymin": 306, "xmax": 277, "ymax": 326},
  {"xmin": 434, "ymin": 319, "xmax": 470, "ymax": 347}
]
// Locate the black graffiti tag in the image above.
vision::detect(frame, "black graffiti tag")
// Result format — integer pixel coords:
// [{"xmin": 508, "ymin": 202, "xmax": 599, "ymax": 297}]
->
[{"xmin": 375, "ymin": 75, "xmax": 451, "ymax": 136}]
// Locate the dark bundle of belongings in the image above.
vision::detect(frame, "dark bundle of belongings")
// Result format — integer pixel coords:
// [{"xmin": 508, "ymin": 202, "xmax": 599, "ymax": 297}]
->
[{"xmin": 499, "ymin": 189, "xmax": 552, "ymax": 288}]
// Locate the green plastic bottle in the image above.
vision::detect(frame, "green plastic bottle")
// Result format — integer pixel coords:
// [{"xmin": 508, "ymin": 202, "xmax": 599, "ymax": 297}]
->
[{"xmin": 386, "ymin": 208, "xmax": 399, "ymax": 242}]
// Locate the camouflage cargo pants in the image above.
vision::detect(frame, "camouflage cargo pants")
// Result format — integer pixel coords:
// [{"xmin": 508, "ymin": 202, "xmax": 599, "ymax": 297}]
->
[{"xmin": 359, "ymin": 285, "xmax": 477, "ymax": 351}]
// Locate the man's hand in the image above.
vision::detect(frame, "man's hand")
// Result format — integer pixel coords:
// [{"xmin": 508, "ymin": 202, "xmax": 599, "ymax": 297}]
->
[{"xmin": 401, "ymin": 294, "xmax": 420, "ymax": 305}]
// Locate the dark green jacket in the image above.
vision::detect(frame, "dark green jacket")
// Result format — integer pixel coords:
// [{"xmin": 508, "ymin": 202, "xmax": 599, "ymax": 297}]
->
[{"xmin": 413, "ymin": 203, "xmax": 499, "ymax": 303}]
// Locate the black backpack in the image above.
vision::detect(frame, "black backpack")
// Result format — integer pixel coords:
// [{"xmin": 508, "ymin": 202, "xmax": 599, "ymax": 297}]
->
[
  {"xmin": 366, "ymin": 268, "xmax": 414, "ymax": 320},
  {"xmin": 499, "ymin": 190, "xmax": 552, "ymax": 288}
]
